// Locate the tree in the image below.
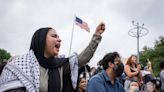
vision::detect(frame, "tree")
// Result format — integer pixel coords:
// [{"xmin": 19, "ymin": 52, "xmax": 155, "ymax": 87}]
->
[
  {"xmin": 0, "ymin": 48, "xmax": 11, "ymax": 64},
  {"xmin": 154, "ymin": 36, "xmax": 164, "ymax": 48},
  {"xmin": 140, "ymin": 36, "xmax": 164, "ymax": 76}
]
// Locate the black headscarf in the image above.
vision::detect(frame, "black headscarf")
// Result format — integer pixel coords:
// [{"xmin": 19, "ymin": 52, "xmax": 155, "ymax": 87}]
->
[{"xmin": 30, "ymin": 27, "xmax": 68, "ymax": 92}]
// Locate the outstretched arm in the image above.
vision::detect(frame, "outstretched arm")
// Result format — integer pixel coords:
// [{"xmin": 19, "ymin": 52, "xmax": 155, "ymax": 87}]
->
[{"xmin": 78, "ymin": 22, "xmax": 105, "ymax": 67}]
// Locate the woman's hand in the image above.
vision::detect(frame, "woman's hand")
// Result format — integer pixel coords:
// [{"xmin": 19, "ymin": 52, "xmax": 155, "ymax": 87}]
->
[
  {"xmin": 131, "ymin": 67, "xmax": 140, "ymax": 74},
  {"xmin": 95, "ymin": 22, "xmax": 105, "ymax": 35}
]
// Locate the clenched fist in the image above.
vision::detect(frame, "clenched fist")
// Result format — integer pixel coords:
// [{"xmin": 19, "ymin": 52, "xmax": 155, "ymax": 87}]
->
[{"xmin": 95, "ymin": 22, "xmax": 105, "ymax": 35}]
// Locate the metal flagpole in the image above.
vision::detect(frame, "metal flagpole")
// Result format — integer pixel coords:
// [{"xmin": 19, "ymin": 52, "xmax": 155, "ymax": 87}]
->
[
  {"xmin": 68, "ymin": 15, "xmax": 76, "ymax": 56},
  {"xmin": 128, "ymin": 20, "xmax": 149, "ymax": 63}
]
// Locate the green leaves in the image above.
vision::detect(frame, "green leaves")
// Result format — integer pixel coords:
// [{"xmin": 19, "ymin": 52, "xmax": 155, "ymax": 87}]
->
[
  {"xmin": 140, "ymin": 36, "xmax": 164, "ymax": 76},
  {"xmin": 0, "ymin": 48, "xmax": 11, "ymax": 64}
]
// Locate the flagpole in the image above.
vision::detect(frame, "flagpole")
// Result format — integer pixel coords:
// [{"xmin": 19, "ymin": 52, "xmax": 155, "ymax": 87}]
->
[{"xmin": 68, "ymin": 15, "xmax": 76, "ymax": 56}]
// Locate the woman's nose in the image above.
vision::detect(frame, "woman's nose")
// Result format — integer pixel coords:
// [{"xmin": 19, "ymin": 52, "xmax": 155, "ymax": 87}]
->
[{"xmin": 58, "ymin": 38, "xmax": 61, "ymax": 42}]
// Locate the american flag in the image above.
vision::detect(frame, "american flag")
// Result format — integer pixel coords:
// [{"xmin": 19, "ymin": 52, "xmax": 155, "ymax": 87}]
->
[{"xmin": 75, "ymin": 16, "xmax": 90, "ymax": 32}]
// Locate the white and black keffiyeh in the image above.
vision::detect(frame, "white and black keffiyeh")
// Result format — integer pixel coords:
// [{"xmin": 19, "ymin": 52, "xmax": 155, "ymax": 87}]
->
[
  {"xmin": 0, "ymin": 50, "xmax": 79, "ymax": 92},
  {"xmin": 0, "ymin": 50, "xmax": 40, "ymax": 92}
]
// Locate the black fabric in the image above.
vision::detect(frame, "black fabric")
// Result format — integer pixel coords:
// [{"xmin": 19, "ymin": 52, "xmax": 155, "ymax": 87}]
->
[
  {"xmin": 30, "ymin": 27, "xmax": 50, "ymax": 57},
  {"xmin": 0, "ymin": 62, "xmax": 7, "ymax": 75},
  {"xmin": 30, "ymin": 27, "xmax": 68, "ymax": 92},
  {"xmin": 36, "ymin": 54, "xmax": 68, "ymax": 92},
  {"xmin": 5, "ymin": 87, "xmax": 26, "ymax": 92},
  {"xmin": 62, "ymin": 62, "xmax": 75, "ymax": 92},
  {"xmin": 79, "ymin": 65, "xmax": 91, "ymax": 74},
  {"xmin": 113, "ymin": 63, "xmax": 124, "ymax": 77},
  {"xmin": 124, "ymin": 67, "xmax": 137, "ymax": 77}
]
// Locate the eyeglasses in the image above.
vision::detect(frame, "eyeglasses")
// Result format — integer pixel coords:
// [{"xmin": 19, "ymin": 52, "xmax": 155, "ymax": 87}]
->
[{"xmin": 114, "ymin": 57, "xmax": 121, "ymax": 63}]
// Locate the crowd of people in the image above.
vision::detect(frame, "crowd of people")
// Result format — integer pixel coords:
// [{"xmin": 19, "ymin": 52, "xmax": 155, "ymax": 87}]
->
[
  {"xmin": 0, "ymin": 22, "xmax": 163, "ymax": 92},
  {"xmin": 77, "ymin": 55, "xmax": 164, "ymax": 92}
]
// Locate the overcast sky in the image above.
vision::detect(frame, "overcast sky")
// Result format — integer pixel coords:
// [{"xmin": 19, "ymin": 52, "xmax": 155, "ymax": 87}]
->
[{"xmin": 0, "ymin": 0, "xmax": 164, "ymax": 67}]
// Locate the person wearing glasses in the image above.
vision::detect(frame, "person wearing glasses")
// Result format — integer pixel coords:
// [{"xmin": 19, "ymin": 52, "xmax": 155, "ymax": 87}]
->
[{"xmin": 86, "ymin": 52, "xmax": 125, "ymax": 92}]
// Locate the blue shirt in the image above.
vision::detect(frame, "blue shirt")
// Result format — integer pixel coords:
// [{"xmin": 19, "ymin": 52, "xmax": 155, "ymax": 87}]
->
[{"xmin": 86, "ymin": 70, "xmax": 125, "ymax": 92}]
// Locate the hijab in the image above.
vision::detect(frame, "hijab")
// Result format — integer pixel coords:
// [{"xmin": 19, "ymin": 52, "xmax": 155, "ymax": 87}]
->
[{"xmin": 30, "ymin": 27, "xmax": 68, "ymax": 92}]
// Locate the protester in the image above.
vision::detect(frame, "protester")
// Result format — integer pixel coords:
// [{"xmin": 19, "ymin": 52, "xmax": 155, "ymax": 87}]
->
[
  {"xmin": 159, "ymin": 60, "xmax": 164, "ymax": 92},
  {"xmin": 77, "ymin": 64, "xmax": 92, "ymax": 92},
  {"xmin": 78, "ymin": 64, "xmax": 91, "ymax": 82},
  {"xmin": 0, "ymin": 22, "xmax": 105, "ymax": 92},
  {"xmin": 138, "ymin": 62, "xmax": 151, "ymax": 77},
  {"xmin": 77, "ymin": 73, "xmax": 88, "ymax": 92},
  {"xmin": 129, "ymin": 80, "xmax": 140, "ymax": 92},
  {"xmin": 144, "ymin": 59, "xmax": 153, "ymax": 74},
  {"xmin": 144, "ymin": 74, "xmax": 157, "ymax": 92},
  {"xmin": 86, "ymin": 52, "xmax": 125, "ymax": 92},
  {"xmin": 124, "ymin": 55, "xmax": 141, "ymax": 92}
]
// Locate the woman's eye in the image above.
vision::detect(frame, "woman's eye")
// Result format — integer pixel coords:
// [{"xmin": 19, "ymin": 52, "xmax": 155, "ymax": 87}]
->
[{"xmin": 52, "ymin": 34, "xmax": 58, "ymax": 38}]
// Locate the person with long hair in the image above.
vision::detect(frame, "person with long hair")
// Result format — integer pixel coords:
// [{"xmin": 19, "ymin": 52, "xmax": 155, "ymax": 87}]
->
[
  {"xmin": 144, "ymin": 59, "xmax": 153, "ymax": 74},
  {"xmin": 124, "ymin": 55, "xmax": 141, "ymax": 92},
  {"xmin": 77, "ymin": 71, "xmax": 88, "ymax": 92},
  {"xmin": 0, "ymin": 22, "xmax": 105, "ymax": 92},
  {"xmin": 78, "ymin": 77, "xmax": 87, "ymax": 92}
]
